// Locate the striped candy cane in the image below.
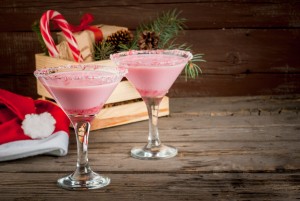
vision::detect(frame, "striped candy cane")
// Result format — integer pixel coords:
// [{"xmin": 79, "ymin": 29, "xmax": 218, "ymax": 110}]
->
[{"xmin": 40, "ymin": 10, "xmax": 83, "ymax": 62}]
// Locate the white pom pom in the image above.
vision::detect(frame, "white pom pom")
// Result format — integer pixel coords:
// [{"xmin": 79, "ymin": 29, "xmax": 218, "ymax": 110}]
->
[{"xmin": 21, "ymin": 112, "xmax": 56, "ymax": 139}]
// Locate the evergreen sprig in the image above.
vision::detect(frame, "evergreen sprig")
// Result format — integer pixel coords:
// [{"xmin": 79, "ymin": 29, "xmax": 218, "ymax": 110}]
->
[
  {"xmin": 186, "ymin": 54, "xmax": 205, "ymax": 80},
  {"xmin": 168, "ymin": 43, "xmax": 205, "ymax": 80},
  {"xmin": 139, "ymin": 9, "xmax": 186, "ymax": 49},
  {"xmin": 121, "ymin": 9, "xmax": 205, "ymax": 79},
  {"xmin": 32, "ymin": 21, "xmax": 49, "ymax": 56},
  {"xmin": 125, "ymin": 9, "xmax": 186, "ymax": 50},
  {"xmin": 94, "ymin": 40, "xmax": 115, "ymax": 61}
]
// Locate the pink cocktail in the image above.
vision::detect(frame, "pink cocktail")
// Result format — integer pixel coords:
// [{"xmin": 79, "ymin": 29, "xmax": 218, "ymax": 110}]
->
[
  {"xmin": 111, "ymin": 50, "xmax": 192, "ymax": 160},
  {"xmin": 34, "ymin": 65, "xmax": 126, "ymax": 190},
  {"xmin": 43, "ymin": 71, "xmax": 119, "ymax": 116}
]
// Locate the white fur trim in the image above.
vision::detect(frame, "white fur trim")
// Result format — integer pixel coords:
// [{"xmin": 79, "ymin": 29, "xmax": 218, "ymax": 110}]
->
[
  {"xmin": 0, "ymin": 131, "xmax": 69, "ymax": 161},
  {"xmin": 21, "ymin": 112, "xmax": 56, "ymax": 139}
]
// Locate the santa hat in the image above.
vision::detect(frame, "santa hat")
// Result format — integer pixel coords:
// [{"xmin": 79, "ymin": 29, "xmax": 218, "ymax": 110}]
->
[{"xmin": 0, "ymin": 89, "xmax": 70, "ymax": 161}]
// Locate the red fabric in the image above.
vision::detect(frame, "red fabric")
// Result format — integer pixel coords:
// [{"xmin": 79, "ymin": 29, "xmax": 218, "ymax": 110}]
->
[
  {"xmin": 68, "ymin": 13, "xmax": 94, "ymax": 32},
  {"xmin": 68, "ymin": 13, "xmax": 103, "ymax": 42},
  {"xmin": 0, "ymin": 89, "xmax": 35, "ymax": 120},
  {"xmin": 86, "ymin": 25, "xmax": 103, "ymax": 42},
  {"xmin": 0, "ymin": 89, "xmax": 70, "ymax": 145}
]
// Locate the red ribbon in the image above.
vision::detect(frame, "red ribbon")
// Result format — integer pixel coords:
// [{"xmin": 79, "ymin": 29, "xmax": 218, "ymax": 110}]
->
[
  {"xmin": 69, "ymin": 13, "xmax": 94, "ymax": 32},
  {"xmin": 86, "ymin": 26, "xmax": 103, "ymax": 43},
  {"xmin": 68, "ymin": 13, "xmax": 103, "ymax": 42}
]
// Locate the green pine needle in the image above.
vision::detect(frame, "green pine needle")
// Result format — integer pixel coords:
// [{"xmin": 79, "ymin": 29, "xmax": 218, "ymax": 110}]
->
[
  {"xmin": 94, "ymin": 40, "xmax": 116, "ymax": 61},
  {"xmin": 185, "ymin": 54, "xmax": 205, "ymax": 80},
  {"xmin": 125, "ymin": 9, "xmax": 186, "ymax": 50},
  {"xmin": 168, "ymin": 43, "xmax": 205, "ymax": 80},
  {"xmin": 114, "ymin": 9, "xmax": 206, "ymax": 79}
]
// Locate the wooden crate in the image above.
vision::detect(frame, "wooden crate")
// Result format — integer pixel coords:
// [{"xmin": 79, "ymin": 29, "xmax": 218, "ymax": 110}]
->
[{"xmin": 35, "ymin": 54, "xmax": 170, "ymax": 130}]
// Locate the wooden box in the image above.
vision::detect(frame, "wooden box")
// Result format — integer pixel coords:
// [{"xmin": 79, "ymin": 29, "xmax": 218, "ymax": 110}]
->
[{"xmin": 35, "ymin": 54, "xmax": 170, "ymax": 130}]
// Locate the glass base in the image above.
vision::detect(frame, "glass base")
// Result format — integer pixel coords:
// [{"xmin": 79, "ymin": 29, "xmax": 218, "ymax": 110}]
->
[
  {"xmin": 131, "ymin": 144, "xmax": 178, "ymax": 160},
  {"xmin": 57, "ymin": 170, "xmax": 110, "ymax": 190}
]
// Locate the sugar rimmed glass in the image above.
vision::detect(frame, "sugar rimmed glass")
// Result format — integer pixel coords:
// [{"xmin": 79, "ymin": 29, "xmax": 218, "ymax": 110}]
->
[
  {"xmin": 34, "ymin": 64, "xmax": 127, "ymax": 190},
  {"xmin": 111, "ymin": 50, "xmax": 192, "ymax": 160}
]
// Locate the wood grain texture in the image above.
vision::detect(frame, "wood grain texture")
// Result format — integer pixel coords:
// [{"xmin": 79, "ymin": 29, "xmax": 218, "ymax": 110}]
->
[
  {"xmin": 0, "ymin": 173, "xmax": 299, "ymax": 201},
  {"xmin": 0, "ymin": 1, "xmax": 299, "ymax": 31},
  {"xmin": 0, "ymin": 96, "xmax": 299, "ymax": 200},
  {"xmin": 1, "ymin": 29, "xmax": 300, "ymax": 75},
  {"xmin": 1, "ymin": 29, "xmax": 300, "ymax": 98},
  {"xmin": 0, "ymin": 1, "xmax": 299, "ymax": 97},
  {"xmin": 1, "ymin": 72, "xmax": 300, "ymax": 99}
]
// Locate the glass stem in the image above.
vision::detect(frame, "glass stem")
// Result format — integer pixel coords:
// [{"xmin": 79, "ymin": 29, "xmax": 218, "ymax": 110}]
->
[
  {"xmin": 71, "ymin": 117, "xmax": 94, "ymax": 177},
  {"xmin": 144, "ymin": 97, "xmax": 163, "ymax": 149}
]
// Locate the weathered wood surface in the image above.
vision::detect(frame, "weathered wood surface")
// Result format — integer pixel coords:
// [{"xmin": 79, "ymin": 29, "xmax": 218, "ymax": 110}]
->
[
  {"xmin": 1, "ymin": 0, "xmax": 299, "ymax": 30},
  {"xmin": 0, "ymin": 173, "xmax": 299, "ymax": 201},
  {"xmin": 0, "ymin": 96, "xmax": 299, "ymax": 200},
  {"xmin": 0, "ymin": 1, "xmax": 299, "ymax": 98}
]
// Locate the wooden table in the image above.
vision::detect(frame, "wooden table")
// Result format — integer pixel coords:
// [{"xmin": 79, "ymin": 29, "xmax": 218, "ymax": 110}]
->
[{"xmin": 0, "ymin": 96, "xmax": 299, "ymax": 200}]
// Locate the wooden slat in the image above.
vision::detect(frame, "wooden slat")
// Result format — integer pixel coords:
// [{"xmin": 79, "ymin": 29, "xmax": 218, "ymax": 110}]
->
[
  {"xmin": 0, "ymin": 75, "xmax": 36, "ymax": 98},
  {"xmin": 1, "ymin": 139, "xmax": 299, "ymax": 173},
  {"xmin": 0, "ymin": 0, "xmax": 299, "ymax": 198},
  {"xmin": 1, "ymin": 73, "xmax": 300, "ymax": 99},
  {"xmin": 0, "ymin": 96, "xmax": 299, "ymax": 200},
  {"xmin": 180, "ymin": 29, "xmax": 300, "ymax": 74},
  {"xmin": 0, "ymin": 1, "xmax": 299, "ymax": 98},
  {"xmin": 169, "ymin": 96, "xmax": 300, "ymax": 115},
  {"xmin": 1, "ymin": 28, "xmax": 300, "ymax": 97},
  {"xmin": 171, "ymin": 74, "xmax": 300, "ymax": 97},
  {"xmin": 0, "ymin": 1, "xmax": 299, "ymax": 31},
  {"xmin": 1, "ymin": 29, "xmax": 299, "ymax": 75},
  {"xmin": 0, "ymin": 173, "xmax": 299, "ymax": 201},
  {"xmin": 1, "ymin": 109, "xmax": 299, "ymax": 173},
  {"xmin": 0, "ymin": 32, "xmax": 41, "ymax": 74}
]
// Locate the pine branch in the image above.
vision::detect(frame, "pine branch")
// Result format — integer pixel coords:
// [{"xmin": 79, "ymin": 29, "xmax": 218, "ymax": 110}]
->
[
  {"xmin": 185, "ymin": 54, "xmax": 205, "ymax": 80},
  {"xmin": 124, "ymin": 9, "xmax": 186, "ymax": 50},
  {"xmin": 169, "ymin": 43, "xmax": 205, "ymax": 80},
  {"xmin": 94, "ymin": 40, "xmax": 115, "ymax": 61},
  {"xmin": 119, "ymin": 9, "xmax": 206, "ymax": 79}
]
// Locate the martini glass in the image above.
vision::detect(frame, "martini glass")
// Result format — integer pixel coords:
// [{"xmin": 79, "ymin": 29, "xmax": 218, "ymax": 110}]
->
[
  {"xmin": 111, "ymin": 50, "xmax": 192, "ymax": 160},
  {"xmin": 34, "ymin": 64, "xmax": 126, "ymax": 190}
]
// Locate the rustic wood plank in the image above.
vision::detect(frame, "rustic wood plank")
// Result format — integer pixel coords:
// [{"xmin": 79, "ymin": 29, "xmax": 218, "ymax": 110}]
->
[
  {"xmin": 1, "ymin": 29, "xmax": 300, "ymax": 97},
  {"xmin": 169, "ymin": 96, "xmax": 300, "ymax": 116},
  {"xmin": 1, "ymin": 140, "xmax": 298, "ymax": 173},
  {"xmin": 0, "ymin": 75, "xmax": 37, "ymax": 98},
  {"xmin": 171, "ymin": 74, "xmax": 300, "ymax": 97},
  {"xmin": 0, "ymin": 1, "xmax": 299, "ymax": 31},
  {"xmin": 0, "ymin": 97, "xmax": 299, "ymax": 200},
  {"xmin": 0, "ymin": 1, "xmax": 299, "ymax": 97},
  {"xmin": 1, "ymin": 73, "xmax": 300, "ymax": 102},
  {"xmin": 0, "ymin": 0, "xmax": 299, "ymax": 199},
  {"xmin": 98, "ymin": 116, "xmax": 300, "ymax": 140},
  {"xmin": 0, "ymin": 173, "xmax": 299, "ymax": 201},
  {"xmin": 1, "ymin": 29, "xmax": 299, "ymax": 75},
  {"xmin": 181, "ymin": 29, "xmax": 300, "ymax": 74},
  {"xmin": 0, "ymin": 112, "xmax": 299, "ymax": 173},
  {"xmin": 90, "ymin": 117, "xmax": 300, "ymax": 142},
  {"xmin": 2, "ymin": 73, "xmax": 300, "ymax": 98},
  {"xmin": 0, "ymin": 32, "xmax": 43, "ymax": 75},
  {"xmin": 0, "ymin": 74, "xmax": 300, "ymax": 98},
  {"xmin": 0, "ymin": 96, "xmax": 298, "ymax": 174}
]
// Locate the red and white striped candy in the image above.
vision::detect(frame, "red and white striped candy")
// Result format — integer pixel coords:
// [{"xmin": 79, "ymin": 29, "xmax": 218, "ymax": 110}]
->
[{"xmin": 40, "ymin": 10, "xmax": 83, "ymax": 62}]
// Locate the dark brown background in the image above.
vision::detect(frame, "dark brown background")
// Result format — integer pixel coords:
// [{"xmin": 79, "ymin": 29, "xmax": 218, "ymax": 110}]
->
[{"xmin": 0, "ymin": 0, "xmax": 299, "ymax": 98}]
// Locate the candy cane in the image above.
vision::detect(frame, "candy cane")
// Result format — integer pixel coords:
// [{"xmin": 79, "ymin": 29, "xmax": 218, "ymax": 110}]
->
[{"xmin": 40, "ymin": 10, "xmax": 83, "ymax": 62}]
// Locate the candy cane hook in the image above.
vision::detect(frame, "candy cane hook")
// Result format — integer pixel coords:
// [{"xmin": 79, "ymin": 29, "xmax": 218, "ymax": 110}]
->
[{"xmin": 40, "ymin": 10, "xmax": 83, "ymax": 62}]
